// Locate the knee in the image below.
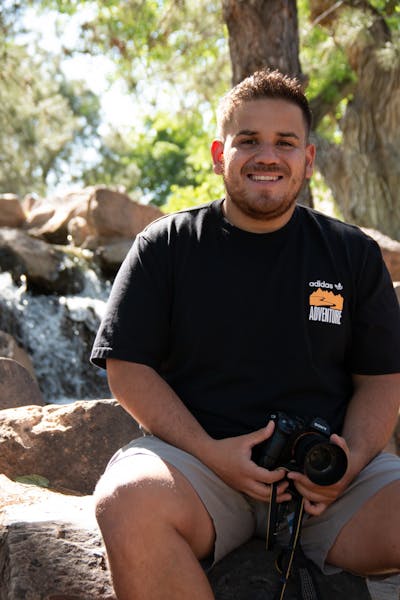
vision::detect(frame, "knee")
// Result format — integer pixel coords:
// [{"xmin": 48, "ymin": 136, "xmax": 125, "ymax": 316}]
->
[{"xmin": 94, "ymin": 476, "xmax": 160, "ymax": 539}]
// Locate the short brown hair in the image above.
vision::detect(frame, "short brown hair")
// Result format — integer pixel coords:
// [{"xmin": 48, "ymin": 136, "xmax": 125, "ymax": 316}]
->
[{"xmin": 216, "ymin": 69, "xmax": 312, "ymax": 138}]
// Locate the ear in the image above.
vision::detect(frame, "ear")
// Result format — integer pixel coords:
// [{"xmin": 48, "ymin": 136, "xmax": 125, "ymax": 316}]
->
[
  {"xmin": 211, "ymin": 140, "xmax": 224, "ymax": 175},
  {"xmin": 305, "ymin": 143, "xmax": 316, "ymax": 179}
]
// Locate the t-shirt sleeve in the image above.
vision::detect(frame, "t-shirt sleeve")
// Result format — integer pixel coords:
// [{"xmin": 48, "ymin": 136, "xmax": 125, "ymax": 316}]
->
[
  {"xmin": 90, "ymin": 232, "xmax": 170, "ymax": 370},
  {"xmin": 348, "ymin": 238, "xmax": 400, "ymax": 375}
]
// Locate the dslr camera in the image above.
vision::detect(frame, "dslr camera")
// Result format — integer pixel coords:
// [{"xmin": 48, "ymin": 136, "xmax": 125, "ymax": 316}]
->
[{"xmin": 252, "ymin": 411, "xmax": 347, "ymax": 486}]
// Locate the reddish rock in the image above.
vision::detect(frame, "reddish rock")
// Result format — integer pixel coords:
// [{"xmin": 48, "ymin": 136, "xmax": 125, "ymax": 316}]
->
[
  {"xmin": 0, "ymin": 358, "xmax": 44, "ymax": 409},
  {"xmin": 0, "ymin": 399, "xmax": 142, "ymax": 494},
  {"xmin": 0, "ymin": 194, "xmax": 26, "ymax": 228}
]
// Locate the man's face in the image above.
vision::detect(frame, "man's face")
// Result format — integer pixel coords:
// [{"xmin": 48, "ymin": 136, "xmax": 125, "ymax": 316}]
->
[{"xmin": 211, "ymin": 98, "xmax": 315, "ymax": 232}]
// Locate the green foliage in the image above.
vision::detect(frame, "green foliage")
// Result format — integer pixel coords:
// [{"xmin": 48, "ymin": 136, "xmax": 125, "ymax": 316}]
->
[
  {"xmin": 163, "ymin": 176, "xmax": 224, "ymax": 213},
  {"xmin": 0, "ymin": 31, "xmax": 101, "ymax": 196},
  {"xmin": 6, "ymin": 0, "xmax": 399, "ymax": 213},
  {"xmin": 83, "ymin": 109, "xmax": 219, "ymax": 205},
  {"xmin": 298, "ymin": 0, "xmax": 355, "ymax": 135},
  {"xmin": 38, "ymin": 0, "xmax": 230, "ymax": 108}
]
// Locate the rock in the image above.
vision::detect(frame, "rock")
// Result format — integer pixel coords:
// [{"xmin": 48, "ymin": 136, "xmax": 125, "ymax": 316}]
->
[
  {"xmin": 0, "ymin": 399, "xmax": 142, "ymax": 494},
  {"xmin": 0, "ymin": 330, "xmax": 36, "ymax": 379},
  {"xmin": 24, "ymin": 186, "xmax": 163, "ymax": 249},
  {"xmin": 0, "ymin": 475, "xmax": 116, "ymax": 600},
  {"xmin": 0, "ymin": 194, "xmax": 26, "ymax": 228},
  {"xmin": 24, "ymin": 188, "xmax": 93, "ymax": 245},
  {"xmin": 209, "ymin": 539, "xmax": 373, "ymax": 600},
  {"xmin": 67, "ymin": 215, "xmax": 92, "ymax": 247},
  {"xmin": 0, "ymin": 357, "xmax": 44, "ymax": 409},
  {"xmin": 362, "ymin": 228, "xmax": 400, "ymax": 281},
  {"xmin": 1, "ymin": 475, "xmax": 397, "ymax": 600},
  {"xmin": 85, "ymin": 187, "xmax": 163, "ymax": 247},
  {"xmin": 0, "ymin": 227, "xmax": 86, "ymax": 294},
  {"xmin": 94, "ymin": 239, "xmax": 133, "ymax": 276},
  {"xmin": 209, "ymin": 539, "xmax": 400, "ymax": 599}
]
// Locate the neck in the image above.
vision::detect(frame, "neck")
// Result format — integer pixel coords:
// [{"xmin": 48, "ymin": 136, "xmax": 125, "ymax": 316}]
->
[{"xmin": 222, "ymin": 199, "xmax": 296, "ymax": 234}]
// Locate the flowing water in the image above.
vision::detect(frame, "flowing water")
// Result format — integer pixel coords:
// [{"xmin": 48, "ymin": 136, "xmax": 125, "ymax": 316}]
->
[{"xmin": 0, "ymin": 269, "xmax": 112, "ymax": 403}]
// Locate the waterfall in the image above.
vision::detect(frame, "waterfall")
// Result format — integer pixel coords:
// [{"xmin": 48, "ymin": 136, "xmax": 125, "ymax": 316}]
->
[{"xmin": 0, "ymin": 269, "xmax": 112, "ymax": 403}]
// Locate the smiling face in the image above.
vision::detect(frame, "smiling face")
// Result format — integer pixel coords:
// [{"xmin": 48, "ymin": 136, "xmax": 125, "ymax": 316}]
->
[{"xmin": 211, "ymin": 98, "xmax": 315, "ymax": 233}]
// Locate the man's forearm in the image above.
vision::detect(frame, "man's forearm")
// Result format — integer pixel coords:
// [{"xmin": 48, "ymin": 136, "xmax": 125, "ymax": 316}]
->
[
  {"xmin": 106, "ymin": 358, "xmax": 215, "ymax": 462},
  {"xmin": 342, "ymin": 372, "xmax": 400, "ymax": 478}
]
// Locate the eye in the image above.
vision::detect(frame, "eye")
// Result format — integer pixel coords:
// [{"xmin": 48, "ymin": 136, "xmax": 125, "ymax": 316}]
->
[
  {"xmin": 277, "ymin": 139, "xmax": 295, "ymax": 147},
  {"xmin": 240, "ymin": 138, "xmax": 257, "ymax": 145}
]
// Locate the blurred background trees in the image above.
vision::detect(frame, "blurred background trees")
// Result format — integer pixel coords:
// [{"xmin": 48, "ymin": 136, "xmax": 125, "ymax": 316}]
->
[{"xmin": 1, "ymin": 1, "xmax": 399, "ymax": 235}]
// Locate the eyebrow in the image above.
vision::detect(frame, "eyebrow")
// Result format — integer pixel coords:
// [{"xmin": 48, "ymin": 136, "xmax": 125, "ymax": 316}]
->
[{"xmin": 235, "ymin": 129, "xmax": 300, "ymax": 140}]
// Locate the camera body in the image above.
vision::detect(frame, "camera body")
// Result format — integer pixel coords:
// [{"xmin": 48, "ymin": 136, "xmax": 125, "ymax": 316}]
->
[{"xmin": 252, "ymin": 411, "xmax": 347, "ymax": 486}]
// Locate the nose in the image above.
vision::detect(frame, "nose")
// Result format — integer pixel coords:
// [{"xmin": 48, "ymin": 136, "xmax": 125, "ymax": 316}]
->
[{"xmin": 253, "ymin": 142, "xmax": 279, "ymax": 164}]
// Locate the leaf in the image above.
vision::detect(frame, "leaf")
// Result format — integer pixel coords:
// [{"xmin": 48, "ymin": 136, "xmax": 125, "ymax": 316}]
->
[{"xmin": 14, "ymin": 474, "xmax": 50, "ymax": 488}]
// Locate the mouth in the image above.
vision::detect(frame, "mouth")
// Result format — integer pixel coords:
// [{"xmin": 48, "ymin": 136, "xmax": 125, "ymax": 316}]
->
[{"xmin": 247, "ymin": 174, "xmax": 282, "ymax": 182}]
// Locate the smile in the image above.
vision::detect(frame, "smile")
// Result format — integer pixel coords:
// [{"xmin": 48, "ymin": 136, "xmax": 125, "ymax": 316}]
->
[{"xmin": 248, "ymin": 174, "xmax": 282, "ymax": 182}]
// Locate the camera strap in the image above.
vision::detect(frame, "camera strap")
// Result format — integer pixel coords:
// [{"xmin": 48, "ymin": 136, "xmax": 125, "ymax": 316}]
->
[{"xmin": 267, "ymin": 483, "xmax": 321, "ymax": 600}]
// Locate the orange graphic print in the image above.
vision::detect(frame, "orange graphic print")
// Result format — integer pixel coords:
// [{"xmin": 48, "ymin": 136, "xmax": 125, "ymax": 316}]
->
[{"xmin": 309, "ymin": 288, "xmax": 344, "ymax": 311}]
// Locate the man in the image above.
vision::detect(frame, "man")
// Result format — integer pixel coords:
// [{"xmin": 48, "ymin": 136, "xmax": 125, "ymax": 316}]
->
[{"xmin": 91, "ymin": 69, "xmax": 400, "ymax": 600}]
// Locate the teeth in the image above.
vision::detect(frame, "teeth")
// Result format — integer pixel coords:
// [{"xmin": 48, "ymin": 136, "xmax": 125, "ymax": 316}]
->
[{"xmin": 250, "ymin": 175, "xmax": 280, "ymax": 181}]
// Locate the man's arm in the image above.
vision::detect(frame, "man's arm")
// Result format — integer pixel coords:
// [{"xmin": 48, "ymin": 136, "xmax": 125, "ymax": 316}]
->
[
  {"xmin": 106, "ymin": 358, "xmax": 289, "ymax": 501},
  {"xmin": 288, "ymin": 372, "xmax": 400, "ymax": 515},
  {"xmin": 341, "ymin": 372, "xmax": 400, "ymax": 476}
]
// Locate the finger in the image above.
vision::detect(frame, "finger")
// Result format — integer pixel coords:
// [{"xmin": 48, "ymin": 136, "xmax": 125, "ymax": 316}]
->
[
  {"xmin": 291, "ymin": 481, "xmax": 336, "ymax": 504},
  {"xmin": 253, "ymin": 464, "xmax": 287, "ymax": 484},
  {"xmin": 245, "ymin": 481, "xmax": 274, "ymax": 502},
  {"xmin": 276, "ymin": 492, "xmax": 293, "ymax": 504},
  {"xmin": 287, "ymin": 470, "xmax": 334, "ymax": 491},
  {"xmin": 276, "ymin": 479, "xmax": 290, "ymax": 494},
  {"xmin": 303, "ymin": 498, "xmax": 328, "ymax": 516},
  {"xmin": 246, "ymin": 420, "xmax": 275, "ymax": 447},
  {"xmin": 330, "ymin": 433, "xmax": 350, "ymax": 456}
]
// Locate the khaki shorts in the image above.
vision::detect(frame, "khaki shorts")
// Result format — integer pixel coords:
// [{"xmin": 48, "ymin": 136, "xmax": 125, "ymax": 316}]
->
[{"xmin": 100, "ymin": 435, "xmax": 400, "ymax": 574}]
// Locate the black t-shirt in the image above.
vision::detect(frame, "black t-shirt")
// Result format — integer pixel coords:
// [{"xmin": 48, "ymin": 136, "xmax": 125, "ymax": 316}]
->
[{"xmin": 91, "ymin": 200, "xmax": 400, "ymax": 438}]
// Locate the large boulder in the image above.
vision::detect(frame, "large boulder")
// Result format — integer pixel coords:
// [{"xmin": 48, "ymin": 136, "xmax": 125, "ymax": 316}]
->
[
  {"xmin": 0, "ymin": 194, "xmax": 26, "ymax": 228},
  {"xmin": 0, "ymin": 399, "xmax": 142, "ymax": 494},
  {"xmin": 85, "ymin": 187, "xmax": 162, "ymax": 245},
  {"xmin": 0, "ymin": 475, "xmax": 116, "ymax": 600},
  {"xmin": 1, "ymin": 475, "xmax": 398, "ymax": 600},
  {"xmin": 0, "ymin": 227, "xmax": 86, "ymax": 294},
  {"xmin": 23, "ymin": 186, "xmax": 163, "ymax": 250},
  {"xmin": 24, "ymin": 188, "xmax": 93, "ymax": 245},
  {"xmin": 0, "ymin": 358, "xmax": 44, "ymax": 409}
]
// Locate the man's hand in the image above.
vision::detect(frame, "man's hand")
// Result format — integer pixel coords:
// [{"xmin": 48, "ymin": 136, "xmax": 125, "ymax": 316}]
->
[
  {"xmin": 286, "ymin": 433, "xmax": 351, "ymax": 516},
  {"xmin": 203, "ymin": 421, "xmax": 292, "ymax": 503}
]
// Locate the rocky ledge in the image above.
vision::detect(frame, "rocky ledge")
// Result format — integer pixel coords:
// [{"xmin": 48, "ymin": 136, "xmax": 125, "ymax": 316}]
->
[{"xmin": 0, "ymin": 370, "xmax": 399, "ymax": 600}]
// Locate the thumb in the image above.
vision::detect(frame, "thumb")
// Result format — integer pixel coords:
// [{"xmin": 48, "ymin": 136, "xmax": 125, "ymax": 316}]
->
[
  {"xmin": 330, "ymin": 433, "xmax": 350, "ymax": 456},
  {"xmin": 246, "ymin": 420, "xmax": 275, "ymax": 447}
]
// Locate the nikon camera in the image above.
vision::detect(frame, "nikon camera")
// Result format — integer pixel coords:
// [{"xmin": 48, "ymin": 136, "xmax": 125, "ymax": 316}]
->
[{"xmin": 252, "ymin": 411, "xmax": 348, "ymax": 486}]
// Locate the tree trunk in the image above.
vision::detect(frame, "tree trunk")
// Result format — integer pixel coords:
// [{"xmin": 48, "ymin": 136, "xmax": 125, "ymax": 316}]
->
[
  {"xmin": 222, "ymin": 0, "xmax": 312, "ymax": 206},
  {"xmin": 311, "ymin": 0, "xmax": 400, "ymax": 239},
  {"xmin": 222, "ymin": 0, "xmax": 302, "ymax": 86}
]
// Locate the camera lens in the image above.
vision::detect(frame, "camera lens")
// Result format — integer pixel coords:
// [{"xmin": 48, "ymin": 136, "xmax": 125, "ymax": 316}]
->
[
  {"xmin": 307, "ymin": 445, "xmax": 332, "ymax": 472},
  {"xmin": 304, "ymin": 442, "xmax": 348, "ymax": 486}
]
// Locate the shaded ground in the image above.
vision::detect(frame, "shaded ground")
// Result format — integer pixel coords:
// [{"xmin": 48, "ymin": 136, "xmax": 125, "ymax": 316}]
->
[{"xmin": 208, "ymin": 539, "xmax": 399, "ymax": 600}]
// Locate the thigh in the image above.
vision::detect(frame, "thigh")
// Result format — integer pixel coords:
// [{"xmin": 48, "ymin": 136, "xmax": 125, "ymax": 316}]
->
[
  {"xmin": 326, "ymin": 478, "xmax": 400, "ymax": 575},
  {"xmin": 298, "ymin": 452, "xmax": 400, "ymax": 574},
  {"xmin": 95, "ymin": 449, "xmax": 216, "ymax": 560},
  {"xmin": 97, "ymin": 435, "xmax": 257, "ymax": 565}
]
